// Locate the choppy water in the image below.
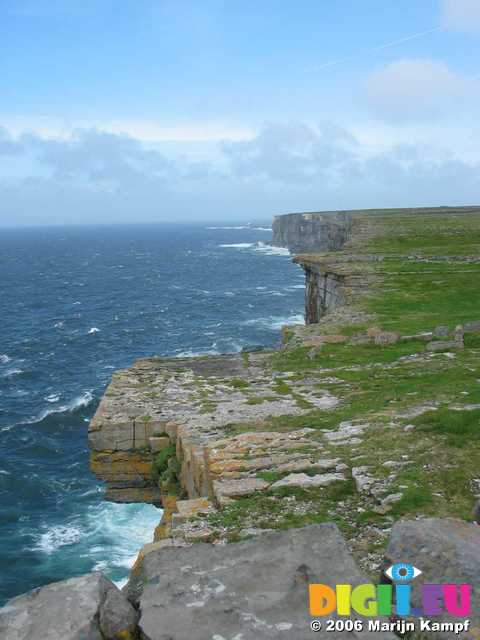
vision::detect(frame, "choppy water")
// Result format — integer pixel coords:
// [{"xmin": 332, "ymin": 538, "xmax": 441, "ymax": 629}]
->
[{"xmin": 0, "ymin": 223, "xmax": 304, "ymax": 604}]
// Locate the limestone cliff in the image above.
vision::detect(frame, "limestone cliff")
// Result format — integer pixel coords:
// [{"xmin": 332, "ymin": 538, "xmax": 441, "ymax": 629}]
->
[
  {"xmin": 4, "ymin": 205, "xmax": 480, "ymax": 638},
  {"xmin": 271, "ymin": 211, "xmax": 352, "ymax": 252}
]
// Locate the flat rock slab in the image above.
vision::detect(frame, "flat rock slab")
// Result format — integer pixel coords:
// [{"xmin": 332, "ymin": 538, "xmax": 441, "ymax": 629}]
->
[
  {"xmin": 127, "ymin": 524, "xmax": 395, "ymax": 640},
  {"xmin": 0, "ymin": 572, "xmax": 137, "ymax": 640},
  {"xmin": 384, "ymin": 518, "xmax": 480, "ymax": 638},
  {"xmin": 270, "ymin": 472, "xmax": 345, "ymax": 490}
]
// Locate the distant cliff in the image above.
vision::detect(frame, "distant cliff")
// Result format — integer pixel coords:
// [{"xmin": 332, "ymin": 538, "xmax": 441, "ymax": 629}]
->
[{"xmin": 271, "ymin": 211, "xmax": 352, "ymax": 252}]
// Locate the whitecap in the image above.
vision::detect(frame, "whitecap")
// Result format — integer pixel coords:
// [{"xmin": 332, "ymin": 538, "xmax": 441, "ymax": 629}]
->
[
  {"xmin": 243, "ymin": 314, "xmax": 304, "ymax": 331},
  {"xmin": 54, "ymin": 321, "xmax": 64, "ymax": 328},
  {"xmin": 69, "ymin": 391, "xmax": 94, "ymax": 410},
  {"xmin": 88, "ymin": 327, "xmax": 100, "ymax": 335},
  {"xmin": 44, "ymin": 393, "xmax": 61, "ymax": 403},
  {"xmin": 33, "ymin": 391, "xmax": 94, "ymax": 423},
  {"xmin": 0, "ymin": 354, "xmax": 11, "ymax": 364},
  {"xmin": 35, "ymin": 525, "xmax": 84, "ymax": 554},
  {"xmin": 4, "ymin": 368, "xmax": 23, "ymax": 377},
  {"xmin": 253, "ymin": 242, "xmax": 290, "ymax": 257}
]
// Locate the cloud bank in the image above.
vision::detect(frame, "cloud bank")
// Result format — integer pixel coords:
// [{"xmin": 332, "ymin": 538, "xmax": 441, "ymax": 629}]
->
[{"xmin": 0, "ymin": 121, "xmax": 479, "ymax": 226}]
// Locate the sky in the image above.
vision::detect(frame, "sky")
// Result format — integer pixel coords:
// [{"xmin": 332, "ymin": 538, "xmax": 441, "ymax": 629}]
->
[{"xmin": 1, "ymin": 0, "xmax": 480, "ymax": 226}]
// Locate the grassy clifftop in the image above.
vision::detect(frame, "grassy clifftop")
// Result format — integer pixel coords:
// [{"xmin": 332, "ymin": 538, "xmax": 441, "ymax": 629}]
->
[{"xmin": 90, "ymin": 207, "xmax": 480, "ymax": 576}]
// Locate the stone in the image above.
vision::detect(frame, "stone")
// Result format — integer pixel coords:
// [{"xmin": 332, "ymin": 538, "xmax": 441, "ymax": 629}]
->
[
  {"xmin": 400, "ymin": 332, "xmax": 433, "ymax": 342},
  {"xmin": 383, "ymin": 518, "xmax": 480, "ymax": 638},
  {"xmin": 352, "ymin": 466, "xmax": 375, "ymax": 493},
  {"xmin": 149, "ymin": 436, "xmax": 170, "ymax": 453},
  {"xmin": 464, "ymin": 320, "xmax": 480, "ymax": 333},
  {"xmin": 127, "ymin": 524, "xmax": 395, "ymax": 639},
  {"xmin": 454, "ymin": 324, "xmax": 465, "ymax": 342},
  {"xmin": 324, "ymin": 421, "xmax": 369, "ymax": 443},
  {"xmin": 270, "ymin": 472, "xmax": 345, "ymax": 490},
  {"xmin": 374, "ymin": 331, "xmax": 399, "ymax": 346},
  {"xmin": 274, "ymin": 458, "xmax": 338, "ymax": 474},
  {"xmin": 0, "ymin": 572, "xmax": 138, "ymax": 640},
  {"xmin": 171, "ymin": 497, "xmax": 213, "ymax": 526},
  {"xmin": 434, "ymin": 325, "xmax": 450, "ymax": 337},
  {"xmin": 213, "ymin": 477, "xmax": 270, "ymax": 505},
  {"xmin": 426, "ymin": 340, "xmax": 464, "ymax": 352}
]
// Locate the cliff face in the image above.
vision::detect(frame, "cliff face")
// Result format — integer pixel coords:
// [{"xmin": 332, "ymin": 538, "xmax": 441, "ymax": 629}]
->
[
  {"xmin": 5, "ymin": 206, "xmax": 480, "ymax": 638},
  {"xmin": 271, "ymin": 211, "xmax": 352, "ymax": 252}
]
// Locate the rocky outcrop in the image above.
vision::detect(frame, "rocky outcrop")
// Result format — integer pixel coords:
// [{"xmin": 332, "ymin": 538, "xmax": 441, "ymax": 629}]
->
[
  {"xmin": 127, "ymin": 524, "xmax": 395, "ymax": 640},
  {"xmin": 0, "ymin": 572, "xmax": 138, "ymax": 640},
  {"xmin": 88, "ymin": 352, "xmax": 343, "ymax": 505},
  {"xmin": 272, "ymin": 211, "xmax": 352, "ymax": 252},
  {"xmin": 294, "ymin": 254, "xmax": 373, "ymax": 324},
  {"xmin": 384, "ymin": 518, "xmax": 480, "ymax": 638}
]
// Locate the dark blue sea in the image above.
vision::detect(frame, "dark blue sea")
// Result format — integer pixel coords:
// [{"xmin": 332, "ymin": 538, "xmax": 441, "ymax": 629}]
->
[{"xmin": 0, "ymin": 223, "xmax": 304, "ymax": 605}]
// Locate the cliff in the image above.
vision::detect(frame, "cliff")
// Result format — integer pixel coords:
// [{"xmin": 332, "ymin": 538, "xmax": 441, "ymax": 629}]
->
[
  {"xmin": 86, "ymin": 204, "xmax": 480, "ymax": 557},
  {"xmin": 271, "ymin": 211, "xmax": 353, "ymax": 252},
  {"xmin": 4, "ymin": 206, "xmax": 480, "ymax": 638}
]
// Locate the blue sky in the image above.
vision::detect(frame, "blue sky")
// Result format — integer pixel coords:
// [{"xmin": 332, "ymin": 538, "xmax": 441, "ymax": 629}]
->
[{"xmin": 1, "ymin": 0, "xmax": 480, "ymax": 225}]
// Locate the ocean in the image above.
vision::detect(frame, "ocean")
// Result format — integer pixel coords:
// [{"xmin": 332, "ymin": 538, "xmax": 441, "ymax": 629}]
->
[{"xmin": 0, "ymin": 223, "xmax": 304, "ymax": 605}]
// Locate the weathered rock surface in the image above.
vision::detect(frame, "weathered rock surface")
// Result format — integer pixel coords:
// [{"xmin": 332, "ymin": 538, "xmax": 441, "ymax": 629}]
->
[
  {"xmin": 0, "ymin": 572, "xmax": 138, "ymax": 640},
  {"xmin": 271, "ymin": 211, "xmax": 352, "ymax": 253},
  {"xmin": 384, "ymin": 518, "xmax": 480, "ymax": 638},
  {"xmin": 127, "ymin": 524, "xmax": 395, "ymax": 640}
]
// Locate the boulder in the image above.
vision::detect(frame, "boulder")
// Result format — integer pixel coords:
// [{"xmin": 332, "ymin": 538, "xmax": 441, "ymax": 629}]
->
[
  {"xmin": 127, "ymin": 523, "xmax": 395, "ymax": 639},
  {"xmin": 426, "ymin": 340, "xmax": 463, "ymax": 352},
  {"xmin": 0, "ymin": 572, "xmax": 138, "ymax": 640},
  {"xmin": 383, "ymin": 518, "xmax": 480, "ymax": 638},
  {"xmin": 374, "ymin": 331, "xmax": 399, "ymax": 346}
]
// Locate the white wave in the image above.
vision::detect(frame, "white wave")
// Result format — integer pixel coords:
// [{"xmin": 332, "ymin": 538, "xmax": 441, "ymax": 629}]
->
[
  {"xmin": 88, "ymin": 327, "xmax": 100, "ymax": 335},
  {"xmin": 244, "ymin": 313, "xmax": 304, "ymax": 331},
  {"xmin": 70, "ymin": 391, "xmax": 94, "ymax": 410},
  {"xmin": 0, "ymin": 354, "xmax": 11, "ymax": 364},
  {"xmin": 34, "ymin": 391, "xmax": 95, "ymax": 423},
  {"xmin": 219, "ymin": 243, "xmax": 254, "ymax": 248},
  {"xmin": 35, "ymin": 525, "xmax": 84, "ymax": 554},
  {"xmin": 54, "ymin": 321, "xmax": 64, "ymax": 328},
  {"xmin": 253, "ymin": 242, "xmax": 290, "ymax": 256},
  {"xmin": 45, "ymin": 393, "xmax": 61, "ymax": 403},
  {"xmin": 85, "ymin": 502, "xmax": 161, "ymax": 575},
  {"xmin": 289, "ymin": 284, "xmax": 305, "ymax": 289},
  {"xmin": 4, "ymin": 368, "xmax": 23, "ymax": 377}
]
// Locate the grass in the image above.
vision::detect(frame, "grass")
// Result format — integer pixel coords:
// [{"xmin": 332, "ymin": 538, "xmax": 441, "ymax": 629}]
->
[{"xmin": 413, "ymin": 407, "xmax": 480, "ymax": 447}]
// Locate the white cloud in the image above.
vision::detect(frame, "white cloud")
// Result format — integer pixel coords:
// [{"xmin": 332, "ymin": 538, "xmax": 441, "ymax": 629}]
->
[
  {"xmin": 1, "ymin": 122, "xmax": 480, "ymax": 226},
  {"xmin": 441, "ymin": 0, "xmax": 480, "ymax": 32},
  {"xmin": 366, "ymin": 59, "xmax": 467, "ymax": 120}
]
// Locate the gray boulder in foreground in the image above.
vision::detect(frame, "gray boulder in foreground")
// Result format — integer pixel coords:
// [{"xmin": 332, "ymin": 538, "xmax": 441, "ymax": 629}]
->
[
  {"xmin": 0, "ymin": 572, "xmax": 138, "ymax": 640},
  {"xmin": 384, "ymin": 518, "xmax": 480, "ymax": 638},
  {"xmin": 127, "ymin": 523, "xmax": 395, "ymax": 640}
]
